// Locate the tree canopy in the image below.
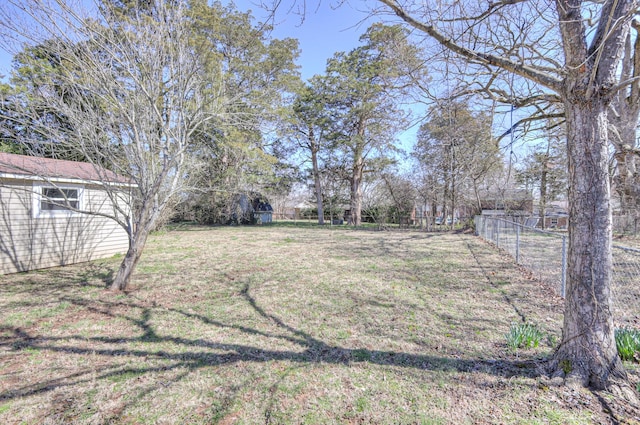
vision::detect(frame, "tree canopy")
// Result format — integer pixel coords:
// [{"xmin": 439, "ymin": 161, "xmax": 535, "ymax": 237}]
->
[{"xmin": 0, "ymin": 0, "xmax": 300, "ymax": 290}]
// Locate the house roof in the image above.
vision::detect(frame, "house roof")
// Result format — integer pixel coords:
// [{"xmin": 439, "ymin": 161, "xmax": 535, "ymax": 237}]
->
[
  {"xmin": 478, "ymin": 189, "xmax": 533, "ymax": 201},
  {"xmin": 0, "ymin": 152, "xmax": 130, "ymax": 185}
]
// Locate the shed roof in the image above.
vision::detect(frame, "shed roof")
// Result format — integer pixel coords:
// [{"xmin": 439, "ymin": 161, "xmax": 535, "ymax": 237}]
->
[
  {"xmin": 478, "ymin": 189, "xmax": 533, "ymax": 201},
  {"xmin": 0, "ymin": 152, "xmax": 130, "ymax": 185}
]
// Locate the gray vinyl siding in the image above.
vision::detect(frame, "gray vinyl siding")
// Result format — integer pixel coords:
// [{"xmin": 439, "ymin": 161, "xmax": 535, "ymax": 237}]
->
[{"xmin": 0, "ymin": 179, "xmax": 129, "ymax": 275}]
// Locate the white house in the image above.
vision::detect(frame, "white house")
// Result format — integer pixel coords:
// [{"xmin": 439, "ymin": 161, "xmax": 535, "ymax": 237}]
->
[{"xmin": 0, "ymin": 152, "xmax": 132, "ymax": 275}]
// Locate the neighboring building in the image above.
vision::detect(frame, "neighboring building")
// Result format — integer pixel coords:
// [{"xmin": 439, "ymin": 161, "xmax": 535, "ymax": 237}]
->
[
  {"xmin": 541, "ymin": 213, "xmax": 569, "ymax": 229},
  {"xmin": 250, "ymin": 195, "xmax": 273, "ymax": 224},
  {"xmin": 478, "ymin": 189, "xmax": 534, "ymax": 226},
  {"xmin": 479, "ymin": 189, "xmax": 534, "ymax": 213},
  {"xmin": 480, "ymin": 194, "xmax": 569, "ymax": 230},
  {"xmin": 277, "ymin": 200, "xmax": 315, "ymax": 220},
  {"xmin": 534, "ymin": 202, "xmax": 569, "ymax": 229},
  {"xmin": 0, "ymin": 153, "xmax": 132, "ymax": 275},
  {"xmin": 228, "ymin": 193, "xmax": 273, "ymax": 224}
]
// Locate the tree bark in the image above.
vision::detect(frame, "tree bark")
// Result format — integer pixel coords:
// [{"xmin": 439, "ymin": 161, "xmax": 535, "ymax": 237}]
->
[
  {"xmin": 450, "ymin": 143, "xmax": 456, "ymax": 227},
  {"xmin": 350, "ymin": 156, "xmax": 364, "ymax": 226},
  {"xmin": 442, "ymin": 153, "xmax": 450, "ymax": 225},
  {"xmin": 349, "ymin": 120, "xmax": 367, "ymax": 227},
  {"xmin": 110, "ymin": 232, "xmax": 148, "ymax": 291},
  {"xmin": 539, "ymin": 145, "xmax": 549, "ymax": 230},
  {"xmin": 110, "ymin": 195, "xmax": 160, "ymax": 291},
  {"xmin": 554, "ymin": 98, "xmax": 626, "ymax": 389},
  {"xmin": 309, "ymin": 127, "xmax": 324, "ymax": 225}
]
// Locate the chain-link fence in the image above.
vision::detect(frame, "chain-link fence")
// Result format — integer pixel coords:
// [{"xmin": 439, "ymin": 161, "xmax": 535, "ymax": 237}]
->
[
  {"xmin": 272, "ymin": 212, "xmax": 473, "ymax": 230},
  {"xmin": 611, "ymin": 244, "xmax": 640, "ymax": 325},
  {"xmin": 475, "ymin": 216, "xmax": 640, "ymax": 326}
]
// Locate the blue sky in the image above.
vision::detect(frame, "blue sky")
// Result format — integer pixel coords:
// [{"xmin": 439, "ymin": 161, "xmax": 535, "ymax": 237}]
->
[
  {"xmin": 240, "ymin": 0, "xmax": 422, "ymax": 151},
  {"xmin": 0, "ymin": 1, "xmax": 376, "ymax": 81},
  {"xmin": 0, "ymin": 44, "xmax": 11, "ymax": 78},
  {"xmin": 240, "ymin": 0, "xmax": 377, "ymax": 79},
  {"xmin": 0, "ymin": 1, "xmax": 420, "ymax": 151}
]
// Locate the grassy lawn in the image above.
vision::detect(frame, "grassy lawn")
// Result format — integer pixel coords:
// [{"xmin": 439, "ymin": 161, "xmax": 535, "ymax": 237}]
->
[{"xmin": 0, "ymin": 225, "xmax": 638, "ymax": 424}]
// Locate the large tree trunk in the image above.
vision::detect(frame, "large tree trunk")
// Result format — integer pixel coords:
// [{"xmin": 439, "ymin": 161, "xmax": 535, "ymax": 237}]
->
[
  {"xmin": 554, "ymin": 99, "xmax": 627, "ymax": 389},
  {"xmin": 110, "ymin": 199, "xmax": 158, "ymax": 291},
  {"xmin": 110, "ymin": 233, "xmax": 148, "ymax": 291},
  {"xmin": 349, "ymin": 123, "xmax": 366, "ymax": 227},
  {"xmin": 539, "ymin": 145, "xmax": 549, "ymax": 230},
  {"xmin": 450, "ymin": 146, "xmax": 456, "ymax": 228},
  {"xmin": 350, "ymin": 157, "xmax": 364, "ymax": 226},
  {"xmin": 310, "ymin": 137, "xmax": 324, "ymax": 225}
]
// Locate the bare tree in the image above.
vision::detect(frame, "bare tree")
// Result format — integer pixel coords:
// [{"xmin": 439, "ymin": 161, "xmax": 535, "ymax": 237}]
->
[
  {"xmin": 415, "ymin": 101, "xmax": 501, "ymax": 222},
  {"xmin": 0, "ymin": 0, "xmax": 237, "ymax": 290},
  {"xmin": 610, "ymin": 21, "xmax": 640, "ymax": 214},
  {"xmin": 376, "ymin": 0, "xmax": 636, "ymax": 391},
  {"xmin": 360, "ymin": 177, "xmax": 391, "ymax": 226},
  {"xmin": 381, "ymin": 171, "xmax": 416, "ymax": 225},
  {"xmin": 414, "ymin": 162, "xmax": 440, "ymax": 228},
  {"xmin": 286, "ymin": 81, "xmax": 329, "ymax": 225},
  {"xmin": 516, "ymin": 134, "xmax": 568, "ymax": 229}
]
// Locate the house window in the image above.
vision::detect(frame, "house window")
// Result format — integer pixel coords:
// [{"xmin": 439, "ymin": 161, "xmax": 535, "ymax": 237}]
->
[
  {"xmin": 41, "ymin": 188, "xmax": 79, "ymax": 210},
  {"xmin": 33, "ymin": 183, "xmax": 84, "ymax": 217}
]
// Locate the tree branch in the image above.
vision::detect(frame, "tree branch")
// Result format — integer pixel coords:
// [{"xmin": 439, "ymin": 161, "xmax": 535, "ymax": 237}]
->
[
  {"xmin": 377, "ymin": 0, "xmax": 564, "ymax": 92},
  {"xmin": 497, "ymin": 112, "xmax": 565, "ymax": 141}
]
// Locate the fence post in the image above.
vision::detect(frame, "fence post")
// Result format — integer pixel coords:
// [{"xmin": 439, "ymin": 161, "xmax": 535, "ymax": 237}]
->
[
  {"xmin": 491, "ymin": 218, "xmax": 495, "ymax": 243},
  {"xmin": 515, "ymin": 225, "xmax": 520, "ymax": 264},
  {"xmin": 495, "ymin": 219, "xmax": 500, "ymax": 246},
  {"xmin": 561, "ymin": 235, "xmax": 567, "ymax": 298},
  {"xmin": 482, "ymin": 216, "xmax": 486, "ymax": 238}
]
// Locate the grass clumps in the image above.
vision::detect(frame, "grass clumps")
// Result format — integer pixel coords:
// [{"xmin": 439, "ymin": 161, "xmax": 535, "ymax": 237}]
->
[
  {"xmin": 1, "ymin": 226, "xmax": 636, "ymax": 423},
  {"xmin": 505, "ymin": 322, "xmax": 544, "ymax": 351},
  {"xmin": 615, "ymin": 327, "xmax": 640, "ymax": 361}
]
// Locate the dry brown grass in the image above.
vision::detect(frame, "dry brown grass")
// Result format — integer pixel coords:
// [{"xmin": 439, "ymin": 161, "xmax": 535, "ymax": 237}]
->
[{"xmin": 0, "ymin": 224, "xmax": 639, "ymax": 424}]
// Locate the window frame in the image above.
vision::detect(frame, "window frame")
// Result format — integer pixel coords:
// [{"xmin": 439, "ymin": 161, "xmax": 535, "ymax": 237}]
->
[{"xmin": 32, "ymin": 182, "xmax": 85, "ymax": 218}]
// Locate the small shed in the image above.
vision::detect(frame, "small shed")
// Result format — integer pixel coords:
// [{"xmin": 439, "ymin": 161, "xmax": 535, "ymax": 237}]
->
[
  {"xmin": 542, "ymin": 213, "xmax": 569, "ymax": 229},
  {"xmin": 0, "ymin": 153, "xmax": 132, "ymax": 275},
  {"xmin": 228, "ymin": 193, "xmax": 273, "ymax": 224},
  {"xmin": 479, "ymin": 189, "xmax": 534, "ymax": 213}
]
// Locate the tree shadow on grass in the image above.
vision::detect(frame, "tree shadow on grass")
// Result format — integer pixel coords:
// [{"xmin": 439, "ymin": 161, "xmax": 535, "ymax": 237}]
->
[
  {"xmin": 0, "ymin": 261, "xmax": 114, "ymax": 298},
  {"xmin": 2, "ymin": 235, "xmax": 635, "ymax": 422},
  {"xmin": 0, "ymin": 282, "xmax": 546, "ymax": 418},
  {"xmin": 5, "ymin": 279, "xmax": 637, "ymax": 423}
]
